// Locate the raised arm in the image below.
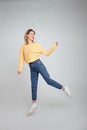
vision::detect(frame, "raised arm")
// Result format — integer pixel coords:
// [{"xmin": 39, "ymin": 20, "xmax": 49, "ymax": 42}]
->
[{"xmin": 39, "ymin": 42, "xmax": 58, "ymax": 56}]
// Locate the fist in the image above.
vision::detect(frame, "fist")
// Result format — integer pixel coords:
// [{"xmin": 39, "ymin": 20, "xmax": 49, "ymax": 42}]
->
[{"xmin": 55, "ymin": 42, "xmax": 59, "ymax": 46}]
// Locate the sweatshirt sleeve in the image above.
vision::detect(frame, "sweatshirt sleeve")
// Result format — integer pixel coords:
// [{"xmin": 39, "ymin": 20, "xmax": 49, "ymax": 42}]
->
[
  {"xmin": 39, "ymin": 43, "xmax": 57, "ymax": 56},
  {"xmin": 18, "ymin": 45, "xmax": 24, "ymax": 72}
]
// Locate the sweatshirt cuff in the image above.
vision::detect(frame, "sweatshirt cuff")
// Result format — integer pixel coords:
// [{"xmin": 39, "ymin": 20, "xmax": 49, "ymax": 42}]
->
[{"xmin": 53, "ymin": 43, "xmax": 57, "ymax": 48}]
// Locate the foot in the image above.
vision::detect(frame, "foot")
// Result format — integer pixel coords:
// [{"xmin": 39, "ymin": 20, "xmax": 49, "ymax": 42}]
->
[
  {"xmin": 27, "ymin": 103, "xmax": 38, "ymax": 115},
  {"xmin": 63, "ymin": 86, "xmax": 72, "ymax": 98}
]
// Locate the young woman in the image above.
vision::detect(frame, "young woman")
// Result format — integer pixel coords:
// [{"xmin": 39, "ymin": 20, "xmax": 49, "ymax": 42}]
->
[{"xmin": 17, "ymin": 29, "xmax": 71, "ymax": 115}]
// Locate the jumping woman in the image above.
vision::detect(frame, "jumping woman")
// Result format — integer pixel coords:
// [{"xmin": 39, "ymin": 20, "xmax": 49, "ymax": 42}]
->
[{"xmin": 17, "ymin": 29, "xmax": 71, "ymax": 115}]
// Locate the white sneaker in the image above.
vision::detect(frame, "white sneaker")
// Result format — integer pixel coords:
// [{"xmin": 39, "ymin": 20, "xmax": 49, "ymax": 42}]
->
[
  {"xmin": 64, "ymin": 86, "xmax": 72, "ymax": 98},
  {"xmin": 27, "ymin": 107, "xmax": 34, "ymax": 115},
  {"xmin": 27, "ymin": 103, "xmax": 38, "ymax": 115},
  {"xmin": 32, "ymin": 103, "xmax": 38, "ymax": 110}
]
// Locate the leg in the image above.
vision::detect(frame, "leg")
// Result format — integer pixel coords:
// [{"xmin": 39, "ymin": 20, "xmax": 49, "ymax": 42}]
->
[
  {"xmin": 35, "ymin": 60, "xmax": 71, "ymax": 98},
  {"xmin": 29, "ymin": 64, "xmax": 39, "ymax": 101},
  {"xmin": 27, "ymin": 64, "xmax": 39, "ymax": 115}
]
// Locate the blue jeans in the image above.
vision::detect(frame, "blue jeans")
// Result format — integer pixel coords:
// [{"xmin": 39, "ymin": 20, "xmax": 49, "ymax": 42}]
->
[{"xmin": 29, "ymin": 59, "xmax": 62, "ymax": 100}]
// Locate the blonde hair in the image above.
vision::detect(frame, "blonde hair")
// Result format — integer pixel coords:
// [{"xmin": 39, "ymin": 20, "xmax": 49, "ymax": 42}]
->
[{"xmin": 24, "ymin": 29, "xmax": 35, "ymax": 44}]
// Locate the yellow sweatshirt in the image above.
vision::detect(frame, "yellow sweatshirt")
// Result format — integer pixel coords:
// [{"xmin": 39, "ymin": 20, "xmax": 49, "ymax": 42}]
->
[{"xmin": 18, "ymin": 42, "xmax": 57, "ymax": 72}]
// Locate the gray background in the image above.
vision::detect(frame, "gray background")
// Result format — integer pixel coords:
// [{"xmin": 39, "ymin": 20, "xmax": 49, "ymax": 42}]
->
[{"xmin": 0, "ymin": 0, "xmax": 87, "ymax": 130}]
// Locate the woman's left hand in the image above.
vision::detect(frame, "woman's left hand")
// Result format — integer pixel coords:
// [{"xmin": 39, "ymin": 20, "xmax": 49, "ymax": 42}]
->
[{"xmin": 55, "ymin": 42, "xmax": 59, "ymax": 46}]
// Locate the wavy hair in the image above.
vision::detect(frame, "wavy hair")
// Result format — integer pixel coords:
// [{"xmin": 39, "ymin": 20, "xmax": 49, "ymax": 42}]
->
[{"xmin": 24, "ymin": 29, "xmax": 35, "ymax": 44}]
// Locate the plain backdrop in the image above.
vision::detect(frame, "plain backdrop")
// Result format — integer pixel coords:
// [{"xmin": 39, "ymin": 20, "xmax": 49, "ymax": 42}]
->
[{"xmin": 0, "ymin": 0, "xmax": 87, "ymax": 130}]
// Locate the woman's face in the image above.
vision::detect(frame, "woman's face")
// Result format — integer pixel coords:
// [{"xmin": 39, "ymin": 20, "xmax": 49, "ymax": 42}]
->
[{"xmin": 27, "ymin": 31, "xmax": 35, "ymax": 41}]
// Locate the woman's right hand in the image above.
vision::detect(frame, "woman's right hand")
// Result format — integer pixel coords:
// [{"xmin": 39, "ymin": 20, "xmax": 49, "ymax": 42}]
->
[
  {"xmin": 17, "ymin": 71, "xmax": 21, "ymax": 75},
  {"xmin": 55, "ymin": 42, "xmax": 59, "ymax": 46}
]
